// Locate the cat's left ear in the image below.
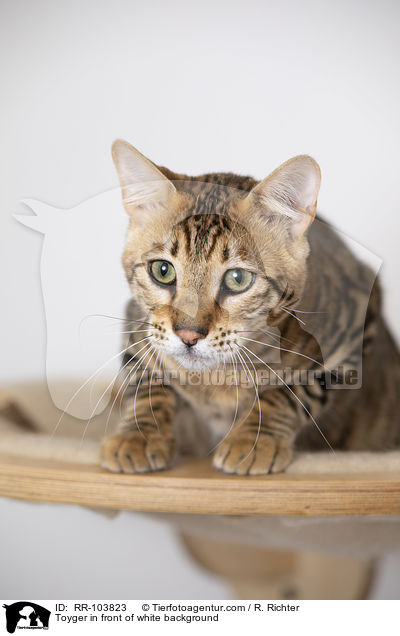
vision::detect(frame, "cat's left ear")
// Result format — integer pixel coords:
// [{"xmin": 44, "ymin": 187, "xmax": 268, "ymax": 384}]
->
[
  {"xmin": 248, "ymin": 155, "xmax": 321, "ymax": 240},
  {"xmin": 112, "ymin": 140, "xmax": 176, "ymax": 221}
]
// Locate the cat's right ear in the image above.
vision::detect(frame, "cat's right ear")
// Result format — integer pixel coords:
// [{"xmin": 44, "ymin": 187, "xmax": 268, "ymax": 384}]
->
[
  {"xmin": 243, "ymin": 155, "xmax": 321, "ymax": 241},
  {"xmin": 112, "ymin": 140, "xmax": 176, "ymax": 222}
]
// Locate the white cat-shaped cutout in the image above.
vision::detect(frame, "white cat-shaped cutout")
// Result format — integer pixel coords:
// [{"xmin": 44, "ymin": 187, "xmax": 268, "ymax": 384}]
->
[{"xmin": 15, "ymin": 189, "xmax": 130, "ymax": 419}]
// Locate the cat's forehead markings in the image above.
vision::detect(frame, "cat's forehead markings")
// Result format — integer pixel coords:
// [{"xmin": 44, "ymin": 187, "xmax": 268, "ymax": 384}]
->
[
  {"xmin": 178, "ymin": 213, "xmax": 232, "ymax": 255},
  {"xmin": 170, "ymin": 238, "xmax": 179, "ymax": 257},
  {"xmin": 180, "ymin": 181, "xmax": 241, "ymax": 220},
  {"xmin": 222, "ymin": 244, "xmax": 230, "ymax": 262},
  {"xmin": 150, "ymin": 242, "xmax": 166, "ymax": 251},
  {"xmin": 148, "ymin": 236, "xmax": 182, "ymax": 259}
]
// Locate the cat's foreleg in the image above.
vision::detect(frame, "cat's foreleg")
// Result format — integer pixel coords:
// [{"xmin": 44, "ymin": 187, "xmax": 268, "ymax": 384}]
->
[
  {"xmin": 101, "ymin": 381, "xmax": 177, "ymax": 473},
  {"xmin": 212, "ymin": 385, "xmax": 318, "ymax": 475}
]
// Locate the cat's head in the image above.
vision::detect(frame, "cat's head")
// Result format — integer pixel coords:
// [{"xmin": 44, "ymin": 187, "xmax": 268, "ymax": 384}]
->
[{"xmin": 112, "ymin": 140, "xmax": 320, "ymax": 371}]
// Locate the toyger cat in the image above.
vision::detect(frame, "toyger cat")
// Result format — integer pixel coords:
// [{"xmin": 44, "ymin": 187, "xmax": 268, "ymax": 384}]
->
[{"xmin": 101, "ymin": 140, "xmax": 400, "ymax": 475}]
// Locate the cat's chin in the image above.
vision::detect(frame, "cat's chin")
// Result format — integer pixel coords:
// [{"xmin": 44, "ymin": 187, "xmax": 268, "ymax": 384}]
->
[{"xmin": 169, "ymin": 351, "xmax": 221, "ymax": 372}]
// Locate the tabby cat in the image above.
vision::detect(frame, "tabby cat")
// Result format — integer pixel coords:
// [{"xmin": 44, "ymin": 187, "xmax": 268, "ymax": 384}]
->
[{"xmin": 101, "ymin": 140, "xmax": 400, "ymax": 475}]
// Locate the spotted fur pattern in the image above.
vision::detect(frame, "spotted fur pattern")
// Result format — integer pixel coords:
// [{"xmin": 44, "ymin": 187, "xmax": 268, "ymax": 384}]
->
[{"xmin": 101, "ymin": 142, "xmax": 400, "ymax": 474}]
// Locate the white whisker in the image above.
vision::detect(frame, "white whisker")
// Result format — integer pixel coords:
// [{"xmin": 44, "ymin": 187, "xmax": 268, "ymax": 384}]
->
[
  {"xmin": 116, "ymin": 343, "xmax": 155, "ymax": 424},
  {"xmin": 79, "ymin": 313, "xmax": 154, "ymax": 332},
  {"xmin": 52, "ymin": 335, "xmax": 153, "ymax": 437},
  {"xmin": 240, "ymin": 336, "xmax": 326, "ymax": 370},
  {"xmin": 241, "ymin": 344, "xmax": 335, "ymax": 454},
  {"xmin": 281, "ymin": 307, "xmax": 306, "ymax": 325},
  {"xmin": 208, "ymin": 352, "xmax": 239, "ymax": 454},
  {"xmin": 132, "ymin": 347, "xmax": 157, "ymax": 440},
  {"xmin": 149, "ymin": 349, "xmax": 162, "ymax": 432},
  {"xmin": 101, "ymin": 329, "xmax": 150, "ymax": 336},
  {"xmin": 284, "ymin": 307, "xmax": 327, "ymax": 314},
  {"xmin": 102, "ymin": 341, "xmax": 154, "ymax": 437},
  {"xmin": 236, "ymin": 348, "xmax": 262, "ymax": 467}
]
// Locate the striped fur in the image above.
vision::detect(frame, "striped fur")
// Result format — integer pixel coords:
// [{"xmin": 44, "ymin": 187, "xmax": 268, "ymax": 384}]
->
[{"xmin": 101, "ymin": 141, "xmax": 400, "ymax": 474}]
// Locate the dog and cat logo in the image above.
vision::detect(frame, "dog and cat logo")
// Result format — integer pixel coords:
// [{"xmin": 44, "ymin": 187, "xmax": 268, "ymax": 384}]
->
[{"xmin": 2, "ymin": 603, "xmax": 50, "ymax": 633}]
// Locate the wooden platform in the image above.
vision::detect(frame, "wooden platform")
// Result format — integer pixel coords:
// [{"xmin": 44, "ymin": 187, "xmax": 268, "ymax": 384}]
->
[{"xmin": 1, "ymin": 454, "xmax": 399, "ymax": 516}]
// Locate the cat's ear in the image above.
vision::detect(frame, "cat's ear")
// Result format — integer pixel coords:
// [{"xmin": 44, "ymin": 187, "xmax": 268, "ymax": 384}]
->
[
  {"xmin": 112, "ymin": 140, "xmax": 176, "ymax": 221},
  {"xmin": 249, "ymin": 155, "xmax": 321, "ymax": 239}
]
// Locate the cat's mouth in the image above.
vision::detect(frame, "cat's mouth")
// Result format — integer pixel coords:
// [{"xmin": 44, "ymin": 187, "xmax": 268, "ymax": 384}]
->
[
  {"xmin": 153, "ymin": 329, "xmax": 230, "ymax": 372},
  {"xmin": 158, "ymin": 339, "xmax": 223, "ymax": 372}
]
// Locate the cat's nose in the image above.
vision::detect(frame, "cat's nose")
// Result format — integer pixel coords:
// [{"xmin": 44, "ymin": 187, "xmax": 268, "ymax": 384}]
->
[{"xmin": 175, "ymin": 328, "xmax": 206, "ymax": 347}]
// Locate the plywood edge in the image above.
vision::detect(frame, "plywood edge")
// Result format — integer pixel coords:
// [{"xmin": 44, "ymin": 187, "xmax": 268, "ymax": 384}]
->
[{"xmin": 0, "ymin": 454, "xmax": 399, "ymax": 516}]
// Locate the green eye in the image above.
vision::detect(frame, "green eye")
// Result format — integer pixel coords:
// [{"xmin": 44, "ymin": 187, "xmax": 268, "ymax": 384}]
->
[
  {"xmin": 149, "ymin": 260, "xmax": 176, "ymax": 286},
  {"xmin": 223, "ymin": 268, "xmax": 255, "ymax": 294}
]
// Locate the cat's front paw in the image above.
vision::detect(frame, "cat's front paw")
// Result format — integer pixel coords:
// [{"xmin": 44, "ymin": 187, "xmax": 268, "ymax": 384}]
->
[
  {"xmin": 212, "ymin": 433, "xmax": 292, "ymax": 475},
  {"xmin": 100, "ymin": 430, "xmax": 175, "ymax": 473}
]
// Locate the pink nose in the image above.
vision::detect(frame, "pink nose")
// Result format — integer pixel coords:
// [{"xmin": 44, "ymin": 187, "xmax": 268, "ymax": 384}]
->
[{"xmin": 175, "ymin": 329, "xmax": 205, "ymax": 346}]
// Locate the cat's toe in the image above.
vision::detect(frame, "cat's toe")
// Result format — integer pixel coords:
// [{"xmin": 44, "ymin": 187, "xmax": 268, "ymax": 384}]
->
[
  {"xmin": 213, "ymin": 437, "xmax": 255, "ymax": 475},
  {"xmin": 248, "ymin": 437, "xmax": 292, "ymax": 474},
  {"xmin": 212, "ymin": 434, "xmax": 292, "ymax": 475},
  {"xmin": 100, "ymin": 431, "xmax": 175, "ymax": 473}
]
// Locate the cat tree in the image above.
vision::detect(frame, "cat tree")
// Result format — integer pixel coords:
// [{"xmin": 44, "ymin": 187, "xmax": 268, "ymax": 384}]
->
[{"xmin": 1, "ymin": 384, "xmax": 399, "ymax": 599}]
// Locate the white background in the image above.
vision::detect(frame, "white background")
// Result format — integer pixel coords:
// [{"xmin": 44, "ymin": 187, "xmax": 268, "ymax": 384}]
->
[{"xmin": 0, "ymin": 0, "xmax": 399, "ymax": 599}]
